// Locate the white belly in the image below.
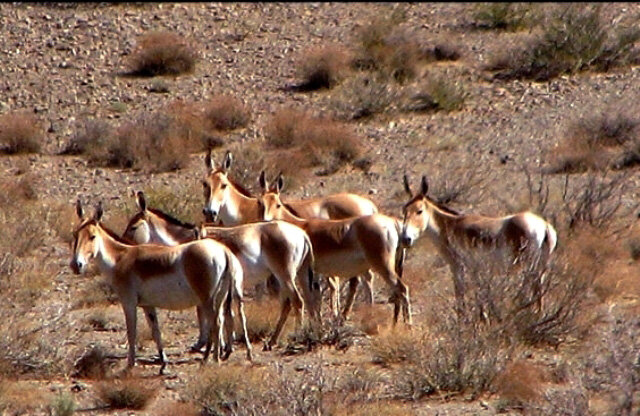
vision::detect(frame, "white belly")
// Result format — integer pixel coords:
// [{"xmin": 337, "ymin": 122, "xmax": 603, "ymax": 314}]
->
[{"xmin": 138, "ymin": 273, "xmax": 201, "ymax": 310}]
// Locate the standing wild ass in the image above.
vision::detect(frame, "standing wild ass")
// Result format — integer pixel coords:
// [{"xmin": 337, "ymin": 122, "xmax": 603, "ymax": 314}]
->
[
  {"xmin": 401, "ymin": 174, "xmax": 558, "ymax": 315},
  {"xmin": 70, "ymin": 200, "xmax": 252, "ymax": 374}
]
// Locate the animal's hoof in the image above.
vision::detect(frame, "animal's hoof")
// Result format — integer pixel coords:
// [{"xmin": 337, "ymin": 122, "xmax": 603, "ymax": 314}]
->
[
  {"xmin": 262, "ymin": 343, "xmax": 272, "ymax": 352},
  {"xmin": 188, "ymin": 343, "xmax": 205, "ymax": 353},
  {"xmin": 220, "ymin": 348, "xmax": 232, "ymax": 361}
]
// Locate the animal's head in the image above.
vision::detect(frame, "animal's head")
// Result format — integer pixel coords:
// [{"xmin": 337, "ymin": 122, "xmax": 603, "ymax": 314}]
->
[
  {"xmin": 401, "ymin": 174, "xmax": 432, "ymax": 247},
  {"xmin": 122, "ymin": 190, "xmax": 152, "ymax": 244},
  {"xmin": 202, "ymin": 149, "xmax": 234, "ymax": 223},
  {"xmin": 257, "ymin": 171, "xmax": 286, "ymax": 221},
  {"xmin": 70, "ymin": 199, "xmax": 104, "ymax": 275}
]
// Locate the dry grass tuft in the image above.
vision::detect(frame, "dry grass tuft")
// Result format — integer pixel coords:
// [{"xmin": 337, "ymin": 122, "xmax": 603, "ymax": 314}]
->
[
  {"xmin": 0, "ymin": 111, "xmax": 44, "ymax": 154},
  {"xmin": 370, "ymin": 328, "xmax": 423, "ymax": 366},
  {"xmin": 96, "ymin": 376, "xmax": 158, "ymax": 410},
  {"xmin": 294, "ymin": 44, "xmax": 351, "ymax": 91},
  {"xmin": 264, "ymin": 108, "xmax": 363, "ymax": 176},
  {"xmin": 240, "ymin": 298, "xmax": 283, "ymax": 344},
  {"xmin": 126, "ymin": 31, "xmax": 197, "ymax": 77},
  {"xmin": 487, "ymin": 4, "xmax": 640, "ymax": 81},
  {"xmin": 330, "ymin": 73, "xmax": 398, "ymax": 120},
  {"xmin": 202, "ymin": 94, "xmax": 251, "ymax": 131},
  {"xmin": 471, "ymin": 3, "xmax": 538, "ymax": 31},
  {"xmin": 73, "ymin": 345, "xmax": 111, "ymax": 380},
  {"xmin": 404, "ymin": 72, "xmax": 466, "ymax": 113},
  {"xmin": 546, "ymin": 108, "xmax": 640, "ymax": 174}
]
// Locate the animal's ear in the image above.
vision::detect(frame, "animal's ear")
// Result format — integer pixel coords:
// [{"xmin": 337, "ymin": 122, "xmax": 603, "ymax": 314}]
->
[
  {"xmin": 94, "ymin": 201, "xmax": 104, "ymax": 222},
  {"xmin": 76, "ymin": 199, "xmax": 84, "ymax": 220},
  {"xmin": 258, "ymin": 170, "xmax": 268, "ymax": 192},
  {"xmin": 275, "ymin": 172, "xmax": 284, "ymax": 194},
  {"xmin": 205, "ymin": 148, "xmax": 214, "ymax": 172},
  {"xmin": 403, "ymin": 174, "xmax": 413, "ymax": 197},
  {"xmin": 223, "ymin": 151, "xmax": 233, "ymax": 172},
  {"xmin": 136, "ymin": 191, "xmax": 147, "ymax": 213},
  {"xmin": 420, "ymin": 175, "xmax": 429, "ymax": 196}
]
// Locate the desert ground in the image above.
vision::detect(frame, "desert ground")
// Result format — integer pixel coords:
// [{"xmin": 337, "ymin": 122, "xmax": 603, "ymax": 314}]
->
[{"xmin": 1, "ymin": 3, "xmax": 640, "ymax": 415}]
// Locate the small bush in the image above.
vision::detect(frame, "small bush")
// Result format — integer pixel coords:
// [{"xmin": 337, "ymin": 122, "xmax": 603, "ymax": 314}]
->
[
  {"xmin": 370, "ymin": 329, "xmax": 423, "ymax": 366},
  {"xmin": 488, "ymin": 5, "xmax": 640, "ymax": 81},
  {"xmin": 241, "ymin": 298, "xmax": 282, "ymax": 344},
  {"xmin": 203, "ymin": 95, "xmax": 251, "ymax": 131},
  {"xmin": 61, "ymin": 119, "xmax": 112, "ymax": 156},
  {"xmin": 495, "ymin": 360, "xmax": 546, "ymax": 411},
  {"xmin": 51, "ymin": 393, "xmax": 76, "ymax": 416},
  {"xmin": 0, "ymin": 111, "xmax": 43, "ymax": 154},
  {"xmin": 88, "ymin": 112, "xmax": 197, "ymax": 172},
  {"xmin": 295, "ymin": 44, "xmax": 351, "ymax": 91},
  {"xmin": 127, "ymin": 31, "xmax": 197, "ymax": 77},
  {"xmin": 73, "ymin": 345, "xmax": 111, "ymax": 379},
  {"xmin": 96, "ymin": 377, "xmax": 157, "ymax": 410},
  {"xmin": 547, "ymin": 108, "xmax": 640, "ymax": 174},
  {"xmin": 471, "ymin": 3, "xmax": 537, "ymax": 31},
  {"xmin": 331, "ymin": 73, "xmax": 398, "ymax": 120},
  {"xmin": 264, "ymin": 108, "xmax": 363, "ymax": 175},
  {"xmin": 404, "ymin": 73, "xmax": 466, "ymax": 113}
]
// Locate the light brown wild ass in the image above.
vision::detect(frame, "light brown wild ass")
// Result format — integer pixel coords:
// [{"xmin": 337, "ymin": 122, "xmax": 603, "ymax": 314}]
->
[
  {"xmin": 258, "ymin": 180, "xmax": 411, "ymax": 325},
  {"xmin": 122, "ymin": 191, "xmax": 320, "ymax": 351},
  {"xmin": 70, "ymin": 200, "xmax": 252, "ymax": 374},
  {"xmin": 401, "ymin": 175, "xmax": 558, "ymax": 316},
  {"xmin": 201, "ymin": 150, "xmax": 380, "ymax": 316}
]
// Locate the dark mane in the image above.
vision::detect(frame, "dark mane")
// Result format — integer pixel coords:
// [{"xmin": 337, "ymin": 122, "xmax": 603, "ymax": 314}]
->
[
  {"xmin": 99, "ymin": 221, "xmax": 137, "ymax": 245},
  {"xmin": 428, "ymin": 196, "xmax": 463, "ymax": 216},
  {"xmin": 149, "ymin": 208, "xmax": 196, "ymax": 229},
  {"xmin": 283, "ymin": 203, "xmax": 301, "ymax": 217}
]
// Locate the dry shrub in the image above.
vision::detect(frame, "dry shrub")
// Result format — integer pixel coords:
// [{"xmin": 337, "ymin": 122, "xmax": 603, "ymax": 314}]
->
[
  {"xmin": 96, "ymin": 376, "xmax": 158, "ymax": 410},
  {"xmin": 0, "ymin": 321, "xmax": 67, "ymax": 377},
  {"xmin": 404, "ymin": 72, "xmax": 466, "ymax": 113},
  {"xmin": 370, "ymin": 328, "xmax": 423, "ymax": 366},
  {"xmin": 420, "ymin": 42, "xmax": 461, "ymax": 62},
  {"xmin": 88, "ymin": 112, "xmax": 197, "ymax": 172},
  {"xmin": 141, "ymin": 182, "xmax": 202, "ymax": 225},
  {"xmin": 166, "ymin": 100, "xmax": 222, "ymax": 151},
  {"xmin": 471, "ymin": 3, "xmax": 538, "ymax": 31},
  {"xmin": 241, "ymin": 298, "xmax": 283, "ymax": 344},
  {"xmin": 0, "ymin": 381, "xmax": 51, "ymax": 415},
  {"xmin": 330, "ymin": 73, "xmax": 398, "ymax": 120},
  {"xmin": 73, "ymin": 345, "xmax": 111, "ymax": 380},
  {"xmin": 0, "ymin": 111, "xmax": 43, "ymax": 154},
  {"xmin": 50, "ymin": 392, "xmax": 76, "ymax": 416},
  {"xmin": 294, "ymin": 44, "xmax": 351, "ymax": 91},
  {"xmin": 547, "ymin": 108, "xmax": 640, "ymax": 174},
  {"xmin": 127, "ymin": 31, "xmax": 197, "ymax": 77},
  {"xmin": 264, "ymin": 108, "xmax": 363, "ymax": 176},
  {"xmin": 72, "ymin": 279, "xmax": 118, "ymax": 309},
  {"xmin": 487, "ymin": 4, "xmax": 640, "ymax": 81},
  {"xmin": 495, "ymin": 360, "xmax": 547, "ymax": 411},
  {"xmin": 334, "ymin": 401, "xmax": 410, "ymax": 416},
  {"xmin": 352, "ymin": 6, "xmax": 419, "ymax": 84},
  {"xmin": 60, "ymin": 118, "xmax": 111, "ymax": 156},
  {"xmin": 203, "ymin": 95, "xmax": 251, "ymax": 131}
]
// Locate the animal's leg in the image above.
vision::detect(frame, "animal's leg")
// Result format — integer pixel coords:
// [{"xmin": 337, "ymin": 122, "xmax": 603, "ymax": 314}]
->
[
  {"xmin": 361, "ymin": 270, "xmax": 375, "ymax": 304},
  {"xmin": 234, "ymin": 291, "xmax": 253, "ymax": 361},
  {"xmin": 202, "ymin": 292, "xmax": 225, "ymax": 365},
  {"xmin": 327, "ymin": 275, "xmax": 340, "ymax": 318},
  {"xmin": 143, "ymin": 306, "xmax": 167, "ymax": 375},
  {"xmin": 220, "ymin": 291, "xmax": 234, "ymax": 361},
  {"xmin": 121, "ymin": 301, "xmax": 138, "ymax": 370},
  {"xmin": 341, "ymin": 277, "xmax": 360, "ymax": 320},
  {"xmin": 266, "ymin": 298, "xmax": 291, "ymax": 351},
  {"xmin": 189, "ymin": 305, "xmax": 209, "ymax": 353}
]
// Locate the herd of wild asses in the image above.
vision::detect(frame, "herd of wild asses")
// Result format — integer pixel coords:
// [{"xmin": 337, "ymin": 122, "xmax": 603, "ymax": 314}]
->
[{"xmin": 70, "ymin": 150, "xmax": 557, "ymax": 374}]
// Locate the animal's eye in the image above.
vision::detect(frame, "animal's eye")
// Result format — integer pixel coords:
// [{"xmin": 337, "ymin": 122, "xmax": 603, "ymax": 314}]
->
[
  {"xmin": 89, "ymin": 235, "xmax": 96, "ymax": 241},
  {"xmin": 417, "ymin": 210, "xmax": 423, "ymax": 215},
  {"xmin": 129, "ymin": 226, "xmax": 137, "ymax": 232},
  {"xmin": 277, "ymin": 204, "xmax": 282, "ymax": 209},
  {"xmin": 221, "ymin": 184, "xmax": 228, "ymax": 189}
]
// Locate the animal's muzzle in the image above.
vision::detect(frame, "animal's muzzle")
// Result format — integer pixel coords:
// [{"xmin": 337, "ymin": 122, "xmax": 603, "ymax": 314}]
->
[
  {"xmin": 70, "ymin": 259, "xmax": 82, "ymax": 275},
  {"xmin": 401, "ymin": 236, "xmax": 413, "ymax": 247},
  {"xmin": 203, "ymin": 208, "xmax": 218, "ymax": 223}
]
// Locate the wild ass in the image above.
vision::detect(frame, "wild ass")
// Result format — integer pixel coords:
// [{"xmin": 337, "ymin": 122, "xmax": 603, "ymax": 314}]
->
[
  {"xmin": 201, "ymin": 150, "xmax": 380, "ymax": 315},
  {"xmin": 401, "ymin": 174, "xmax": 558, "ymax": 316},
  {"xmin": 70, "ymin": 200, "xmax": 252, "ymax": 374},
  {"xmin": 122, "ymin": 191, "xmax": 320, "ymax": 351},
  {"xmin": 258, "ymin": 180, "xmax": 411, "ymax": 325}
]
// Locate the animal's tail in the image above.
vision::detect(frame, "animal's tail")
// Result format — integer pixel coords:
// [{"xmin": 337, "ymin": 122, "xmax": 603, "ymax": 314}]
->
[
  {"xmin": 544, "ymin": 222, "xmax": 558, "ymax": 257},
  {"xmin": 301, "ymin": 233, "xmax": 320, "ymax": 323}
]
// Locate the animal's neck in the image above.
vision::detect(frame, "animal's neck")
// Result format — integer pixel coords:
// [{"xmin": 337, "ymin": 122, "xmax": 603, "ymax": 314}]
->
[
  {"xmin": 95, "ymin": 227, "xmax": 129, "ymax": 274},
  {"xmin": 221, "ymin": 189, "xmax": 259, "ymax": 225},
  {"xmin": 151, "ymin": 217, "xmax": 195, "ymax": 245},
  {"xmin": 426, "ymin": 206, "xmax": 459, "ymax": 244},
  {"xmin": 278, "ymin": 207, "xmax": 307, "ymax": 228}
]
